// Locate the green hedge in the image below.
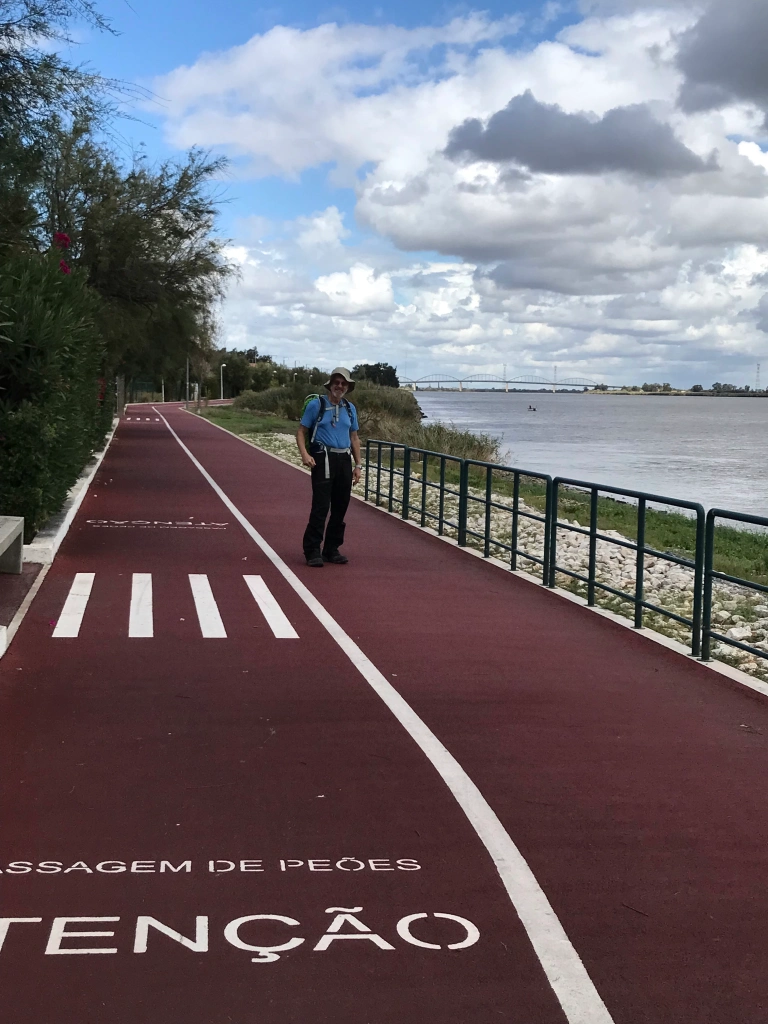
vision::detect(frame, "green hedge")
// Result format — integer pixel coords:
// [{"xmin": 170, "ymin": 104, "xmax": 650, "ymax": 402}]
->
[{"xmin": 0, "ymin": 250, "xmax": 112, "ymax": 540}]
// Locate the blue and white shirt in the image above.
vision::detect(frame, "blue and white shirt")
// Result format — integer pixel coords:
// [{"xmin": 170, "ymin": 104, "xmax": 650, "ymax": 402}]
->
[{"xmin": 301, "ymin": 397, "xmax": 359, "ymax": 449}]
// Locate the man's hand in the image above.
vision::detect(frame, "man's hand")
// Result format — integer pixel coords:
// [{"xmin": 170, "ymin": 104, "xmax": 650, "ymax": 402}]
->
[
  {"xmin": 352, "ymin": 466, "xmax": 362, "ymax": 485},
  {"xmin": 301, "ymin": 452, "xmax": 316, "ymax": 469}
]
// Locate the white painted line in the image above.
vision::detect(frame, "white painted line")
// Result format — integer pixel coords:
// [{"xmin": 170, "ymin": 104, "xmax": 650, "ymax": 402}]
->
[
  {"xmin": 53, "ymin": 573, "xmax": 95, "ymax": 637},
  {"xmin": 243, "ymin": 575, "xmax": 299, "ymax": 639},
  {"xmin": 126, "ymin": 417, "xmax": 131, "ymax": 421},
  {"xmin": 154, "ymin": 418, "xmax": 160, "ymax": 422},
  {"xmin": 158, "ymin": 408, "xmax": 614, "ymax": 1024},
  {"xmin": 129, "ymin": 573, "xmax": 153, "ymax": 637},
  {"xmin": 188, "ymin": 574, "xmax": 227, "ymax": 638},
  {"xmin": 145, "ymin": 417, "xmax": 150, "ymax": 422}
]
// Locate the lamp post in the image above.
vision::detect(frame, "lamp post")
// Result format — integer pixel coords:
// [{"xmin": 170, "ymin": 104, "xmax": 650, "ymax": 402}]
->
[{"xmin": 220, "ymin": 363, "xmax": 227, "ymax": 400}]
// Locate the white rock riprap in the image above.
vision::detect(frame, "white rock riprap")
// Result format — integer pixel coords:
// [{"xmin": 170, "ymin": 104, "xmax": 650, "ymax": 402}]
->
[{"xmin": 243, "ymin": 431, "xmax": 768, "ymax": 684}]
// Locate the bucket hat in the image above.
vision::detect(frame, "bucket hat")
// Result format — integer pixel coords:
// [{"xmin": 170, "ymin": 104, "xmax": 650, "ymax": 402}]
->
[{"xmin": 323, "ymin": 366, "xmax": 356, "ymax": 392}]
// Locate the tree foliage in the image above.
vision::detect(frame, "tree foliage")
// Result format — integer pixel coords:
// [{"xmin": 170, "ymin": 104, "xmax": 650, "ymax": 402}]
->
[
  {"xmin": 352, "ymin": 361, "xmax": 399, "ymax": 387},
  {"xmin": 0, "ymin": 0, "xmax": 235, "ymax": 532}
]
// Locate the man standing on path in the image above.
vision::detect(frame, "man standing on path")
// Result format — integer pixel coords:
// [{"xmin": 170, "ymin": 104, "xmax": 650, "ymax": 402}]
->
[{"xmin": 297, "ymin": 367, "xmax": 362, "ymax": 567}]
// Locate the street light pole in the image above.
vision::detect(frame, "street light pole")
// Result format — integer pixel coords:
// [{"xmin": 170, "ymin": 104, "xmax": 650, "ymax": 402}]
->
[{"xmin": 220, "ymin": 363, "xmax": 227, "ymax": 400}]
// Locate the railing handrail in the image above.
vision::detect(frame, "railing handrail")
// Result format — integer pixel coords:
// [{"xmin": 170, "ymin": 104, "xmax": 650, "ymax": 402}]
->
[{"xmin": 553, "ymin": 475, "xmax": 706, "ymax": 514}]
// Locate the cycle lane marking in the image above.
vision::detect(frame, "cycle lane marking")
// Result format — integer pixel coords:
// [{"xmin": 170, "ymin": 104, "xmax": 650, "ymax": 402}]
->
[{"xmin": 156, "ymin": 406, "xmax": 615, "ymax": 1024}]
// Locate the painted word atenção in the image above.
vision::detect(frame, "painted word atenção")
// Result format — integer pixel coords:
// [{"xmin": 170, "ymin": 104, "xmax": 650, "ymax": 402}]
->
[{"xmin": 0, "ymin": 907, "xmax": 478, "ymax": 963}]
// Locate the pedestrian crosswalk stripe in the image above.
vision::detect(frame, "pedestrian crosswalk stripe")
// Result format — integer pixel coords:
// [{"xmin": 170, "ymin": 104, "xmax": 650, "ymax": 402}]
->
[
  {"xmin": 129, "ymin": 573, "xmax": 153, "ymax": 637},
  {"xmin": 53, "ymin": 573, "xmax": 95, "ymax": 637},
  {"xmin": 244, "ymin": 575, "xmax": 298, "ymax": 639},
  {"xmin": 188, "ymin": 574, "xmax": 227, "ymax": 638},
  {"xmin": 51, "ymin": 573, "xmax": 299, "ymax": 640}
]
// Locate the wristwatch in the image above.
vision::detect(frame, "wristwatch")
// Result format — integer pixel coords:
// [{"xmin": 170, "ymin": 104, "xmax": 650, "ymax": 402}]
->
[{"xmin": 354, "ymin": 463, "xmax": 362, "ymax": 469}]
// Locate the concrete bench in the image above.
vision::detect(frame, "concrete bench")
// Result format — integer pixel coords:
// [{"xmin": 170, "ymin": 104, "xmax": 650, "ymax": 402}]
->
[{"xmin": 0, "ymin": 517, "xmax": 24, "ymax": 574}]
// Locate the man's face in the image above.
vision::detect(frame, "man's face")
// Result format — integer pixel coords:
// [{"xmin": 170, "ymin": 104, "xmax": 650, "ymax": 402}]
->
[{"xmin": 329, "ymin": 375, "xmax": 349, "ymax": 401}]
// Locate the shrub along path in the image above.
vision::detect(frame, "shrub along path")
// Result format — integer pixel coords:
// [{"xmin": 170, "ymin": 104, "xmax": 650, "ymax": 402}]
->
[{"xmin": 2, "ymin": 404, "xmax": 768, "ymax": 1023}]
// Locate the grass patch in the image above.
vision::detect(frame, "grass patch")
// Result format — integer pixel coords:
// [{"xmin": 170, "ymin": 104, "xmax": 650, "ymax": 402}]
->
[{"xmin": 198, "ymin": 406, "xmax": 297, "ymax": 436}]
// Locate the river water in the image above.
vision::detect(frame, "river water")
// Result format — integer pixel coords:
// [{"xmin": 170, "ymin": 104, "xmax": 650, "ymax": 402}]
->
[{"xmin": 415, "ymin": 391, "xmax": 768, "ymax": 517}]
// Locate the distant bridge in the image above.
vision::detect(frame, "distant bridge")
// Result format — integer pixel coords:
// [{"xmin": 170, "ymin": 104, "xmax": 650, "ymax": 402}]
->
[{"xmin": 399, "ymin": 374, "xmax": 620, "ymax": 391}]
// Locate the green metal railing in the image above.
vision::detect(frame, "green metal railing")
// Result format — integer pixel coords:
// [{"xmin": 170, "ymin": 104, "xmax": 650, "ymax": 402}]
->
[
  {"xmin": 364, "ymin": 441, "xmax": 552, "ymax": 582},
  {"xmin": 702, "ymin": 509, "xmax": 768, "ymax": 662},
  {"xmin": 364, "ymin": 439, "xmax": 768, "ymax": 664},
  {"xmin": 549, "ymin": 478, "xmax": 705, "ymax": 656}
]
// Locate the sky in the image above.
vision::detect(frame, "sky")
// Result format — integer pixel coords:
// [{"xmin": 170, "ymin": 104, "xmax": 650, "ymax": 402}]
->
[{"xmin": 68, "ymin": 0, "xmax": 768, "ymax": 387}]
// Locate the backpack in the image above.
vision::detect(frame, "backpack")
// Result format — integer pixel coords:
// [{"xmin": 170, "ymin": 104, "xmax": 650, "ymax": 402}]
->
[{"xmin": 302, "ymin": 393, "xmax": 354, "ymax": 449}]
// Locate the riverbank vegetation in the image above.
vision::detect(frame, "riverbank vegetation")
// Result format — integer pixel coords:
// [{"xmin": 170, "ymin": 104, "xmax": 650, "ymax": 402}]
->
[{"xmin": 203, "ymin": 380, "xmax": 501, "ymax": 463}]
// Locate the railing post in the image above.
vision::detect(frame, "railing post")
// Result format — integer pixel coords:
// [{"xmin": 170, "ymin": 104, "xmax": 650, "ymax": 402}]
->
[
  {"xmin": 457, "ymin": 460, "xmax": 468, "ymax": 546},
  {"xmin": 701, "ymin": 510, "xmax": 715, "ymax": 660},
  {"xmin": 484, "ymin": 465, "xmax": 492, "ymax": 557},
  {"xmin": 438, "ymin": 457, "xmax": 446, "ymax": 535},
  {"xmin": 364, "ymin": 440, "xmax": 371, "ymax": 501},
  {"xmin": 547, "ymin": 480, "xmax": 559, "ymax": 587},
  {"xmin": 421, "ymin": 453, "xmax": 429, "ymax": 527},
  {"xmin": 401, "ymin": 447, "xmax": 411, "ymax": 520},
  {"xmin": 691, "ymin": 506, "xmax": 706, "ymax": 658},
  {"xmin": 511, "ymin": 473, "xmax": 520, "ymax": 571},
  {"xmin": 587, "ymin": 488, "xmax": 598, "ymax": 606},
  {"xmin": 375, "ymin": 442, "xmax": 383, "ymax": 506},
  {"xmin": 634, "ymin": 497, "xmax": 646, "ymax": 629},
  {"xmin": 387, "ymin": 444, "xmax": 395, "ymax": 512}
]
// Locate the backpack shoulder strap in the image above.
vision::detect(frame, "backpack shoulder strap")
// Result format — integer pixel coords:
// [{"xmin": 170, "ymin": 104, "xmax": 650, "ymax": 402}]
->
[{"xmin": 310, "ymin": 394, "xmax": 327, "ymax": 445}]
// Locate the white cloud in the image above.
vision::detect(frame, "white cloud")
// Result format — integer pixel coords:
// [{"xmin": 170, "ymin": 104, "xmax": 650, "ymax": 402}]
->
[
  {"xmin": 154, "ymin": 5, "xmax": 768, "ymax": 384},
  {"xmin": 312, "ymin": 263, "xmax": 394, "ymax": 315}
]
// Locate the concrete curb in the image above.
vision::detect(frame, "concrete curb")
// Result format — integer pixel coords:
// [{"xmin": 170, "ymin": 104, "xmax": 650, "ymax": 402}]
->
[
  {"xmin": 0, "ymin": 565, "xmax": 51, "ymax": 660},
  {"xmin": 23, "ymin": 418, "xmax": 119, "ymax": 565}
]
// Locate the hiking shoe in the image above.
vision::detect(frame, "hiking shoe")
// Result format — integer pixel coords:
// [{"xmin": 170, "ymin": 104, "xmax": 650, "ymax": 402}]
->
[
  {"xmin": 306, "ymin": 552, "xmax": 324, "ymax": 568},
  {"xmin": 323, "ymin": 550, "xmax": 348, "ymax": 564}
]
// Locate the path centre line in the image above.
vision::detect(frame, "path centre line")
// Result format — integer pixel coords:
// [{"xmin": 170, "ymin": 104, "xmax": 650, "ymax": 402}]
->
[
  {"xmin": 188, "ymin": 574, "xmax": 227, "ymax": 638},
  {"xmin": 156, "ymin": 408, "xmax": 615, "ymax": 1024},
  {"xmin": 243, "ymin": 575, "xmax": 299, "ymax": 639},
  {"xmin": 52, "ymin": 573, "xmax": 95, "ymax": 638}
]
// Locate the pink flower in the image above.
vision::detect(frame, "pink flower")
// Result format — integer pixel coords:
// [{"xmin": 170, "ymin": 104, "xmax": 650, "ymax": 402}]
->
[
  {"xmin": 53, "ymin": 232, "xmax": 71, "ymax": 249},
  {"xmin": 59, "ymin": 260, "xmax": 71, "ymax": 274}
]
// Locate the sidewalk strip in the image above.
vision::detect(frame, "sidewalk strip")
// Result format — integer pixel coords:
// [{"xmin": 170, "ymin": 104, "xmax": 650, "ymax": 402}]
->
[
  {"xmin": 158, "ymin": 409, "xmax": 615, "ymax": 1024},
  {"xmin": 129, "ymin": 573, "xmax": 154, "ymax": 638},
  {"xmin": 243, "ymin": 575, "xmax": 299, "ymax": 639},
  {"xmin": 53, "ymin": 573, "xmax": 95, "ymax": 637},
  {"xmin": 188, "ymin": 574, "xmax": 227, "ymax": 638}
]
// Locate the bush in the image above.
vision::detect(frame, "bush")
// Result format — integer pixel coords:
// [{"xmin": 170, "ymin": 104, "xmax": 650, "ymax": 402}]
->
[
  {"xmin": 234, "ymin": 379, "xmax": 423, "ymax": 429},
  {"xmin": 368, "ymin": 417, "xmax": 501, "ymax": 462},
  {"xmin": 232, "ymin": 379, "xmax": 496, "ymax": 460},
  {"xmin": 0, "ymin": 249, "xmax": 112, "ymax": 539}
]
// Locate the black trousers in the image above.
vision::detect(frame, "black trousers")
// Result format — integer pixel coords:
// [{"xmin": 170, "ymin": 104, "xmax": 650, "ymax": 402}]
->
[{"xmin": 302, "ymin": 450, "xmax": 353, "ymax": 556}]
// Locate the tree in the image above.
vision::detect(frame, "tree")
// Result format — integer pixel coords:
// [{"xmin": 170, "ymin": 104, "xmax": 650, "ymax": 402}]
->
[
  {"xmin": 352, "ymin": 362, "xmax": 399, "ymax": 387},
  {"xmin": 690, "ymin": 384, "xmax": 704, "ymax": 392},
  {"xmin": 0, "ymin": 0, "xmax": 116, "ymax": 248},
  {"xmin": 37, "ymin": 129, "xmax": 236, "ymax": 380},
  {"xmin": 209, "ymin": 349, "xmax": 252, "ymax": 397}
]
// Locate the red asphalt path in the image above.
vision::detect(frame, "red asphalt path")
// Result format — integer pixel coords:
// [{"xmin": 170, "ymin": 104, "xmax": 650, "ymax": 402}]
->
[{"xmin": 2, "ymin": 406, "xmax": 768, "ymax": 1023}]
